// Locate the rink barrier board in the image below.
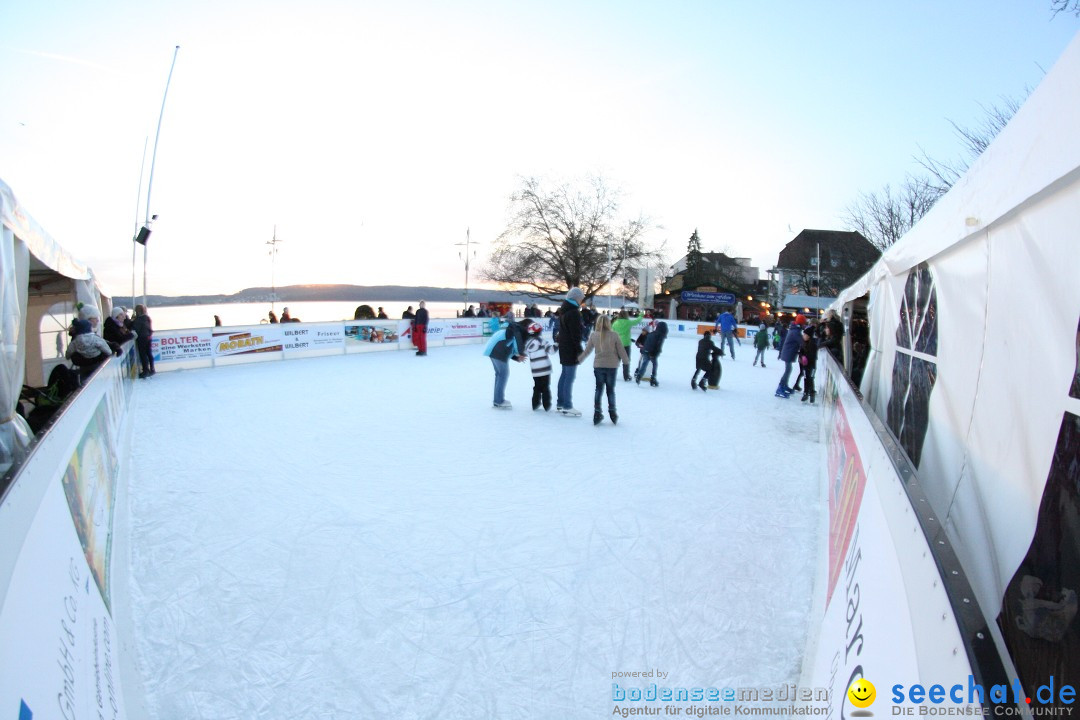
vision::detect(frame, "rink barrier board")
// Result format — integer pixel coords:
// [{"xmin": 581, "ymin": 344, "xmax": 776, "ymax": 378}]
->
[
  {"xmin": 1, "ymin": 321, "xmax": 1014, "ymax": 718},
  {"xmin": 147, "ymin": 317, "xmax": 756, "ymax": 373},
  {"xmin": 0, "ymin": 345, "xmax": 145, "ymax": 719},
  {"xmin": 799, "ymin": 352, "xmax": 1014, "ymax": 714}
]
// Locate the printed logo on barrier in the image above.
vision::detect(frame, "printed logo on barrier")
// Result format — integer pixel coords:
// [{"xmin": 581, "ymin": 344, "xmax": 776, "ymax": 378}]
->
[{"xmin": 848, "ymin": 679, "xmax": 876, "ymax": 713}]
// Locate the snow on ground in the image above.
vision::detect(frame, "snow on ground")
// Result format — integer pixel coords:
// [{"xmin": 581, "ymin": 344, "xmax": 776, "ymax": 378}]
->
[{"xmin": 126, "ymin": 333, "xmax": 823, "ymax": 719}]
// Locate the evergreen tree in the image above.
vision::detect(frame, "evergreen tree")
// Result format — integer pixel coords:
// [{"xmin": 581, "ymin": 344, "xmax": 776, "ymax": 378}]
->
[{"xmin": 685, "ymin": 229, "xmax": 704, "ymax": 289}]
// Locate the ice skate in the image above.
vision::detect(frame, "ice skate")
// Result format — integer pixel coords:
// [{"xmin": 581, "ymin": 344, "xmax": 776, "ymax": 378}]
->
[
  {"xmin": 593, "ymin": 409, "xmax": 603, "ymax": 425},
  {"xmin": 609, "ymin": 409, "xmax": 618, "ymax": 425},
  {"xmin": 649, "ymin": 378, "xmax": 658, "ymax": 387},
  {"xmin": 559, "ymin": 407, "xmax": 582, "ymax": 417},
  {"xmin": 698, "ymin": 379, "xmax": 707, "ymax": 392},
  {"xmin": 493, "ymin": 401, "xmax": 513, "ymax": 409}
]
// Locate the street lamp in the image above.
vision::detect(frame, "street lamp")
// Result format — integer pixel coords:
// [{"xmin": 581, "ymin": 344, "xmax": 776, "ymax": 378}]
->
[
  {"xmin": 455, "ymin": 228, "xmax": 478, "ymax": 311},
  {"xmin": 267, "ymin": 226, "xmax": 283, "ymax": 312}
]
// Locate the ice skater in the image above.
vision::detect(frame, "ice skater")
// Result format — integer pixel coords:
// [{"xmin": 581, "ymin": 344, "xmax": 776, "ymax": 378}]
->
[
  {"xmin": 692, "ymin": 331, "xmax": 719, "ymax": 391},
  {"xmin": 482, "ymin": 312, "xmax": 525, "ymax": 409},
  {"xmin": 715, "ymin": 308, "xmax": 738, "ymax": 359},
  {"xmin": 556, "ymin": 287, "xmax": 586, "ymax": 416},
  {"xmin": 776, "ymin": 314, "xmax": 805, "ymax": 398},
  {"xmin": 753, "ymin": 323, "xmax": 769, "ymax": 368},
  {"xmin": 799, "ymin": 327, "xmax": 818, "ymax": 404},
  {"xmin": 635, "ymin": 320, "xmax": 668, "ymax": 387},
  {"xmin": 524, "ymin": 321, "xmax": 555, "ymax": 411},
  {"xmin": 578, "ymin": 315, "xmax": 628, "ymax": 424},
  {"xmin": 611, "ymin": 309, "xmax": 636, "ymax": 382}
]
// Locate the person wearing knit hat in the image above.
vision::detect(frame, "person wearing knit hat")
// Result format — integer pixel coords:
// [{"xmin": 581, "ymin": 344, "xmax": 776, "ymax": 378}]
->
[
  {"xmin": 103, "ymin": 306, "xmax": 135, "ymax": 345},
  {"xmin": 555, "ymin": 288, "xmax": 585, "ymax": 416},
  {"xmin": 66, "ymin": 317, "xmax": 121, "ymax": 379},
  {"xmin": 78, "ymin": 304, "xmax": 102, "ymax": 332}
]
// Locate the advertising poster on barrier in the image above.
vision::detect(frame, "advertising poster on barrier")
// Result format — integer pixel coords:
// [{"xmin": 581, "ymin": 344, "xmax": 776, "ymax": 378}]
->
[
  {"xmin": 280, "ymin": 323, "xmax": 344, "ymax": 353},
  {"xmin": 806, "ymin": 364, "xmax": 924, "ymax": 715},
  {"xmin": 213, "ymin": 326, "xmax": 284, "ymax": 357},
  {"xmin": 0, "ymin": 400, "xmax": 128, "ymax": 719},
  {"xmin": 822, "ymin": 371, "xmax": 868, "ymax": 606},
  {"xmin": 344, "ymin": 322, "xmax": 399, "ymax": 344},
  {"xmin": 153, "ymin": 329, "xmax": 214, "ymax": 362},
  {"xmin": 61, "ymin": 398, "xmax": 118, "ymax": 610},
  {"xmin": 443, "ymin": 319, "xmax": 484, "ymax": 339}
]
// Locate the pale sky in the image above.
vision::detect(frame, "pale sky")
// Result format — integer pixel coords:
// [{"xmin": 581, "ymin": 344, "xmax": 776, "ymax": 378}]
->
[{"xmin": 1, "ymin": 1, "xmax": 1075, "ymax": 297}]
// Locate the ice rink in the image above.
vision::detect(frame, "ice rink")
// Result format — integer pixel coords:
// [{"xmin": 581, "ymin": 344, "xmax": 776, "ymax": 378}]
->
[{"xmin": 126, "ymin": 332, "xmax": 823, "ymax": 718}]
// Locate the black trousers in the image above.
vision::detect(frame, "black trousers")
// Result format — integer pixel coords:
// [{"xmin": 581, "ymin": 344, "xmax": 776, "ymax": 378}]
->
[{"xmin": 532, "ymin": 375, "xmax": 552, "ymax": 410}]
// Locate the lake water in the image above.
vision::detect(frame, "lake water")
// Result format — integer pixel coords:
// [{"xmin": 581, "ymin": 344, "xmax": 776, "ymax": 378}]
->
[{"xmin": 145, "ymin": 300, "xmax": 564, "ymax": 331}]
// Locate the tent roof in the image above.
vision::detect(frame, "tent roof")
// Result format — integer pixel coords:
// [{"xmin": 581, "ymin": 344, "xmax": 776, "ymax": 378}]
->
[
  {"xmin": 1, "ymin": 178, "xmax": 103, "ymax": 299},
  {"xmin": 836, "ymin": 31, "xmax": 1080, "ymax": 305}
]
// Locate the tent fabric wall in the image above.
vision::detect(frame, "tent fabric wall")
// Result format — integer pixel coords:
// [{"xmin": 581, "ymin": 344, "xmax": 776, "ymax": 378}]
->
[
  {"xmin": 832, "ymin": 31, "xmax": 1080, "ymax": 680},
  {"xmin": 0, "ymin": 227, "xmax": 32, "ymax": 473},
  {"xmin": 0, "ymin": 178, "xmax": 106, "ymax": 474}
]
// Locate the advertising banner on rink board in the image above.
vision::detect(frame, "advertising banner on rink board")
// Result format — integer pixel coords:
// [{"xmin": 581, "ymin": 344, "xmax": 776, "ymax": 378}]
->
[
  {"xmin": 212, "ymin": 326, "xmax": 285, "ymax": 356},
  {"xmin": 0, "ymin": 395, "xmax": 129, "ymax": 719},
  {"xmin": 279, "ymin": 323, "xmax": 344, "ymax": 353},
  {"xmin": 442, "ymin": 319, "xmax": 485, "ymax": 339},
  {"xmin": 804, "ymin": 366, "xmax": 920, "ymax": 715},
  {"xmin": 152, "ymin": 329, "xmax": 214, "ymax": 362},
  {"xmin": 344, "ymin": 321, "xmax": 400, "ymax": 344}
]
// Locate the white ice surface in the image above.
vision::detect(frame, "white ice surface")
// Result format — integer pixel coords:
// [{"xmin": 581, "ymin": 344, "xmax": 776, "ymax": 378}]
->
[{"xmin": 126, "ymin": 335, "xmax": 822, "ymax": 719}]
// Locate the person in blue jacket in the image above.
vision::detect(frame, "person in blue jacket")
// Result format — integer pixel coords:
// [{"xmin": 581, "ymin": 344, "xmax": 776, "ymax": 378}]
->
[
  {"xmin": 776, "ymin": 314, "xmax": 805, "ymax": 398},
  {"xmin": 483, "ymin": 311, "xmax": 525, "ymax": 408},
  {"xmin": 714, "ymin": 309, "xmax": 738, "ymax": 359}
]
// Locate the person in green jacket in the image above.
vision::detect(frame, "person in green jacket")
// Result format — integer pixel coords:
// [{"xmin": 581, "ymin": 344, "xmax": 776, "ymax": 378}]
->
[
  {"xmin": 753, "ymin": 323, "xmax": 770, "ymax": 368},
  {"xmin": 611, "ymin": 309, "xmax": 637, "ymax": 382}
]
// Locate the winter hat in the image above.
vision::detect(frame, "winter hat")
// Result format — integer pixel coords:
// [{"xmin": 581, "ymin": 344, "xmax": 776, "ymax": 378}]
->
[
  {"xmin": 566, "ymin": 287, "xmax": 584, "ymax": 303},
  {"xmin": 794, "ymin": 313, "xmax": 807, "ymax": 325},
  {"xmin": 72, "ymin": 318, "xmax": 92, "ymax": 336},
  {"xmin": 759, "ymin": 323, "xmax": 767, "ymax": 330},
  {"xmin": 111, "ymin": 306, "xmax": 127, "ymax": 319},
  {"xmin": 79, "ymin": 305, "xmax": 101, "ymax": 322},
  {"xmin": 504, "ymin": 310, "xmax": 515, "ymax": 321}
]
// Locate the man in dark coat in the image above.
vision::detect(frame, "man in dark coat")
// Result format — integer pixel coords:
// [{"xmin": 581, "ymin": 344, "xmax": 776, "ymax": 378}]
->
[
  {"xmin": 556, "ymin": 287, "xmax": 585, "ymax": 415},
  {"xmin": 776, "ymin": 314, "xmax": 805, "ymax": 398},
  {"xmin": 412, "ymin": 301, "xmax": 429, "ymax": 356}
]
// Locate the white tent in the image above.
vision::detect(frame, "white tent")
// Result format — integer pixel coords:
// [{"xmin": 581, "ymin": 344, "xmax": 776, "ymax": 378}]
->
[
  {"xmin": 831, "ymin": 31, "xmax": 1080, "ymax": 686},
  {"xmin": 0, "ymin": 179, "xmax": 107, "ymax": 472}
]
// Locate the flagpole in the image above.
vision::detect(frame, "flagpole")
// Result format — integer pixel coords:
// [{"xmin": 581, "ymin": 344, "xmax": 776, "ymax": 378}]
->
[
  {"xmin": 143, "ymin": 45, "xmax": 180, "ymax": 307},
  {"xmin": 132, "ymin": 136, "xmax": 147, "ymax": 306}
]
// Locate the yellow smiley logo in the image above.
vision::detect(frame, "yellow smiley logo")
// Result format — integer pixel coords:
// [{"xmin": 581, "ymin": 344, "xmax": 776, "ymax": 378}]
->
[{"xmin": 848, "ymin": 679, "xmax": 876, "ymax": 708}]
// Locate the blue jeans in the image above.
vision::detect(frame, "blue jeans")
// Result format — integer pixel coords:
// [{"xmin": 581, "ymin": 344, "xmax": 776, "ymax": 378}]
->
[
  {"xmin": 637, "ymin": 351, "xmax": 658, "ymax": 379},
  {"xmin": 491, "ymin": 357, "xmax": 509, "ymax": 404},
  {"xmin": 722, "ymin": 331, "xmax": 736, "ymax": 358},
  {"xmin": 593, "ymin": 367, "xmax": 617, "ymax": 411},
  {"xmin": 779, "ymin": 360, "xmax": 794, "ymax": 390},
  {"xmin": 557, "ymin": 363, "xmax": 577, "ymax": 409}
]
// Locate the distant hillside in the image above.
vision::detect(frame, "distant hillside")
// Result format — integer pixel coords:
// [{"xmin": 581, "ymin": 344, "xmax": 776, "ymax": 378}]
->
[{"xmin": 111, "ymin": 284, "xmax": 590, "ymax": 308}]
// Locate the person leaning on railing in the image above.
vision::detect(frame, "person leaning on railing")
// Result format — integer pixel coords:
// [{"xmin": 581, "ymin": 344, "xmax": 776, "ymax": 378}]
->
[{"xmin": 66, "ymin": 319, "xmax": 122, "ymax": 380}]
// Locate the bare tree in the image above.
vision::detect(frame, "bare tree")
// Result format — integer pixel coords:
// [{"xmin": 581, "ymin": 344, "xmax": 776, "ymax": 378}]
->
[
  {"xmin": 917, "ymin": 94, "xmax": 1025, "ymax": 194},
  {"xmin": 483, "ymin": 176, "xmax": 654, "ymax": 299},
  {"xmin": 843, "ymin": 176, "xmax": 943, "ymax": 252},
  {"xmin": 1051, "ymin": 0, "xmax": 1080, "ymax": 16}
]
